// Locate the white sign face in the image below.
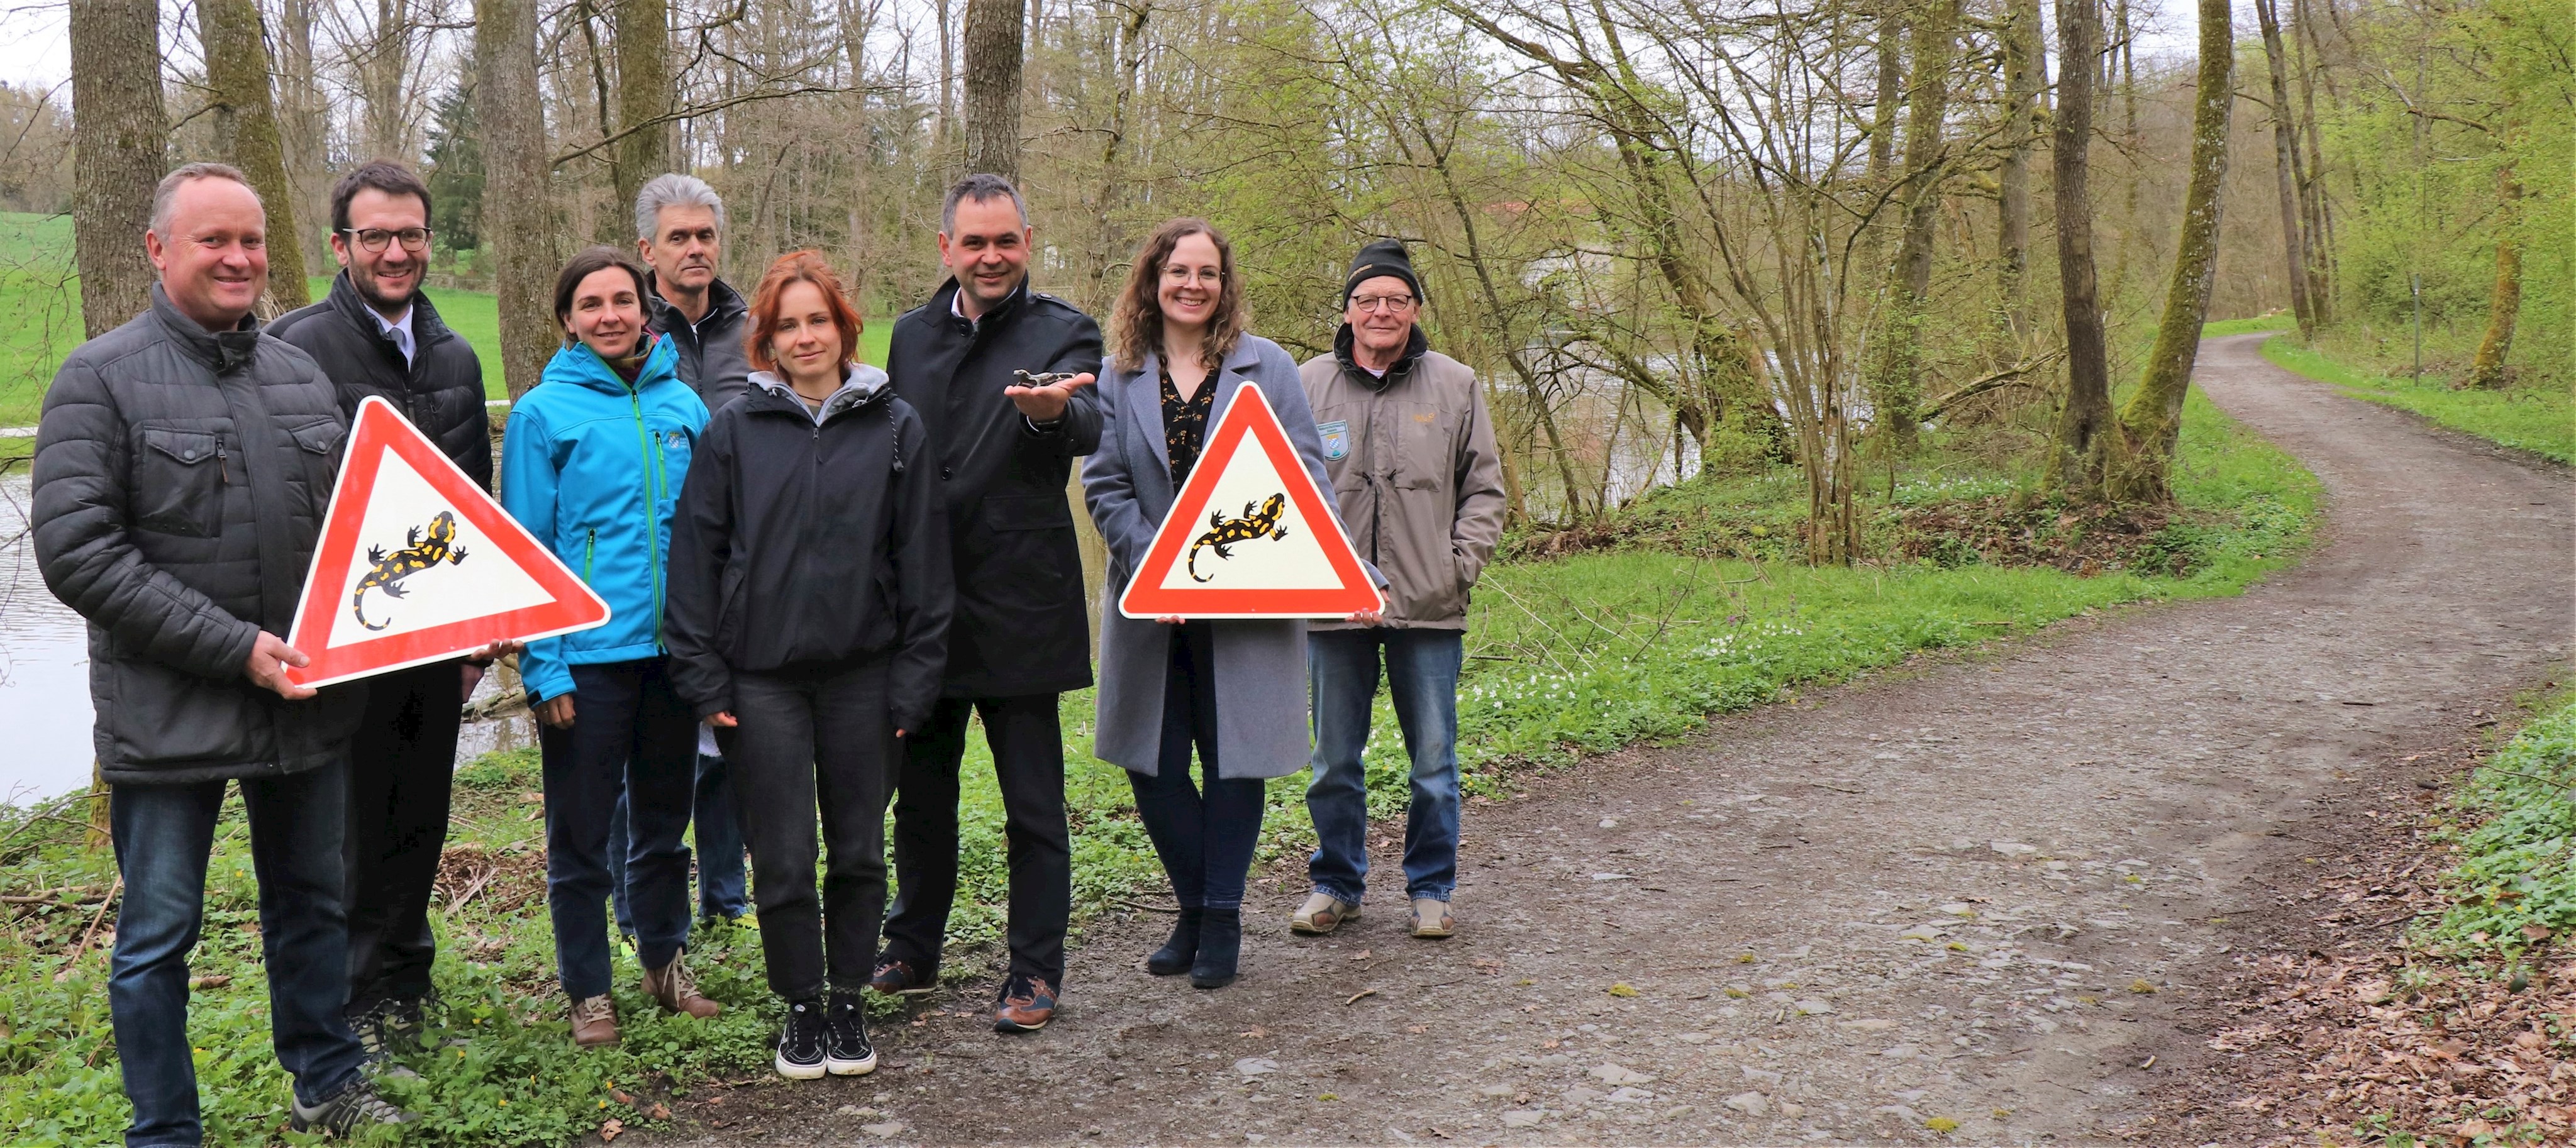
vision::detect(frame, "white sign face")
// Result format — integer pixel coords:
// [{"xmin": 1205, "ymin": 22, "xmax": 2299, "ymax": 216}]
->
[
  {"xmin": 333, "ymin": 451, "xmax": 553, "ymax": 640},
  {"xmin": 1154, "ymin": 439, "xmax": 1350, "ymax": 592}
]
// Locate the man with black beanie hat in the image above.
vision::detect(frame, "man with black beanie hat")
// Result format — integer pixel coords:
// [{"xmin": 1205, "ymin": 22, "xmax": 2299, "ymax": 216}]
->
[{"xmin": 1292, "ymin": 238, "xmax": 1506, "ymax": 941}]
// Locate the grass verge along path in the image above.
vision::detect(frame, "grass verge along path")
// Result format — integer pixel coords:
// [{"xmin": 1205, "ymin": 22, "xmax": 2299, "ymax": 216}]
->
[{"xmin": 2260, "ymin": 336, "xmax": 2573, "ymax": 465}]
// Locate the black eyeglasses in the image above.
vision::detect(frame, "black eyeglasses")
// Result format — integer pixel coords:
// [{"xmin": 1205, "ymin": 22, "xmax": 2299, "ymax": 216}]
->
[{"xmin": 342, "ymin": 227, "xmax": 433, "ymax": 253}]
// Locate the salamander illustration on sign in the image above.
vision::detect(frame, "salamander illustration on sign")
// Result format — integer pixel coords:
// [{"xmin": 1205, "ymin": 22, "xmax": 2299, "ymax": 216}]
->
[
  {"xmin": 1186, "ymin": 494, "xmax": 1290, "ymax": 582},
  {"xmin": 352, "ymin": 511, "xmax": 469, "ymax": 631}
]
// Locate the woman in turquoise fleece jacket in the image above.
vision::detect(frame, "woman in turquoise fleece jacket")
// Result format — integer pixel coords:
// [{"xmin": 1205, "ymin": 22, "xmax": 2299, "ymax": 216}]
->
[{"xmin": 499, "ymin": 246, "xmax": 718, "ymax": 1046}]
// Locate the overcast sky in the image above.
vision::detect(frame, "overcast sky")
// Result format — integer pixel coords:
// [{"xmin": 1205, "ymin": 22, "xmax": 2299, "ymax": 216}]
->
[{"xmin": 0, "ymin": 0, "xmax": 2206, "ymax": 97}]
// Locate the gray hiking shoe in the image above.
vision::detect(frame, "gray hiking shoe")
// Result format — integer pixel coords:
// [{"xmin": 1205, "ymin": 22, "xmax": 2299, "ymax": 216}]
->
[{"xmin": 289, "ymin": 1078, "xmax": 416, "ymax": 1136}]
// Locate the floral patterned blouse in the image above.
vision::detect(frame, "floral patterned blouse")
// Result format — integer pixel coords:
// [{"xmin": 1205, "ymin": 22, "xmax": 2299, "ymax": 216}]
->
[{"xmin": 1159, "ymin": 361, "xmax": 1216, "ymax": 487}]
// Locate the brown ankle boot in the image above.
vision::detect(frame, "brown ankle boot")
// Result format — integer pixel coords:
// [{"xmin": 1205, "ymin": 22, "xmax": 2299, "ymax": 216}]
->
[
  {"xmin": 642, "ymin": 952, "xmax": 721, "ymax": 1019},
  {"xmin": 569, "ymin": 994, "xmax": 619, "ymax": 1047}
]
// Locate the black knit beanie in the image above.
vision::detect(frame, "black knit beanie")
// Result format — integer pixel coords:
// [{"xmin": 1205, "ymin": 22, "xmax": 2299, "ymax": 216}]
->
[{"xmin": 1342, "ymin": 238, "xmax": 1424, "ymax": 306}]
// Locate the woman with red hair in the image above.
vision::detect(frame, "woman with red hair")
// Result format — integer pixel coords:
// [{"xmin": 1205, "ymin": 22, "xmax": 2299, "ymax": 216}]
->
[{"xmin": 665, "ymin": 251, "xmax": 952, "ymax": 1080}]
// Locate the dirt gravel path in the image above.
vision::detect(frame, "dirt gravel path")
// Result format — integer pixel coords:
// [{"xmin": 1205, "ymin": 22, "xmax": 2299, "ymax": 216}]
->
[{"xmin": 668, "ymin": 334, "xmax": 2572, "ymax": 1146}]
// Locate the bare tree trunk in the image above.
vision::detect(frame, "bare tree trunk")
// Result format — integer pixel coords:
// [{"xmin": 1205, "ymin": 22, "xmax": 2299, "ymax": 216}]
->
[
  {"xmin": 1862, "ymin": 1, "xmax": 1902, "ymax": 270},
  {"xmin": 1088, "ymin": 0, "xmax": 1150, "ymax": 309},
  {"xmin": 2289, "ymin": 0, "xmax": 2334, "ymax": 323},
  {"xmin": 2466, "ymin": 162, "xmax": 2521, "ymax": 390},
  {"xmin": 1870, "ymin": 0, "xmax": 1959, "ymax": 451},
  {"xmin": 2253, "ymin": 0, "xmax": 2311, "ymax": 338},
  {"xmin": 475, "ymin": 0, "xmax": 555, "ymax": 400},
  {"xmin": 70, "ymin": 0, "xmax": 165, "ymax": 338},
  {"xmin": 357, "ymin": 0, "xmax": 418, "ymax": 160},
  {"xmin": 2047, "ymin": 0, "xmax": 2111, "ymax": 496},
  {"xmin": 1994, "ymin": 0, "xmax": 2041, "ymax": 351},
  {"xmin": 962, "ymin": 0, "xmax": 1025, "ymax": 181},
  {"xmin": 275, "ymin": 0, "xmax": 329, "ymax": 245},
  {"xmin": 199, "ymin": 0, "xmax": 311, "ymax": 311},
  {"xmin": 2109, "ymin": 0, "xmax": 2233, "ymax": 503},
  {"xmin": 936, "ymin": 0, "xmax": 957, "ymax": 153},
  {"xmin": 613, "ymin": 0, "xmax": 671, "ymax": 216}
]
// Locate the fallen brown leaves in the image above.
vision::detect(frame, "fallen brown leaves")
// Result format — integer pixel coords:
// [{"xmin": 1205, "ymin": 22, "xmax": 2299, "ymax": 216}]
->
[{"xmin": 2163, "ymin": 734, "xmax": 2574, "ymax": 1147}]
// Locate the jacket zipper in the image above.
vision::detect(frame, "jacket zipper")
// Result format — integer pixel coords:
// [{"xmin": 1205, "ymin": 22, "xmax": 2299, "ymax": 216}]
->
[
  {"xmin": 630, "ymin": 389, "xmax": 667, "ymax": 647},
  {"xmin": 584, "ymin": 529, "xmax": 597, "ymax": 582},
  {"xmin": 216, "ymin": 439, "xmax": 233, "ymax": 487}
]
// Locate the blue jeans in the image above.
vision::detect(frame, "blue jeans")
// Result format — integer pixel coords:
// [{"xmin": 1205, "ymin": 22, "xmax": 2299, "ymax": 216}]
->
[
  {"xmin": 1306, "ymin": 627, "xmax": 1465, "ymax": 904},
  {"xmin": 609, "ymin": 753, "xmax": 749, "ymax": 934},
  {"xmin": 110, "ymin": 766, "xmax": 367, "ymax": 1148},
  {"xmin": 540, "ymin": 659, "xmax": 699, "ymax": 998}
]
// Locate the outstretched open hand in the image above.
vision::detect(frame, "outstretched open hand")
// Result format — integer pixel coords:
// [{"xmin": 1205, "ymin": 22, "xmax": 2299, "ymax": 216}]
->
[{"xmin": 1005, "ymin": 372, "xmax": 1097, "ymax": 423}]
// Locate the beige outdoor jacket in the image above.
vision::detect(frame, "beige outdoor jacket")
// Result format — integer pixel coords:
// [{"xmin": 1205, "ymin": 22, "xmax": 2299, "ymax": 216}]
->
[{"xmin": 1301, "ymin": 328, "xmax": 1507, "ymax": 630}]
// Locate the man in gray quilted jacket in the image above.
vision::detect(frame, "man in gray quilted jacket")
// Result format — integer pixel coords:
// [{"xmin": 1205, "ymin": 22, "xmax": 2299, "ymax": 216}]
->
[
  {"xmin": 32, "ymin": 164, "xmax": 409, "ymax": 1143},
  {"xmin": 1293, "ymin": 239, "xmax": 1507, "ymax": 941}
]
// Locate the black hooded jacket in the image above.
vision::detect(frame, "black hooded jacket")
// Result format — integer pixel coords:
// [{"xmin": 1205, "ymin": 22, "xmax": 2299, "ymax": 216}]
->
[
  {"xmin": 664, "ymin": 367, "xmax": 953, "ymax": 732},
  {"xmin": 33, "ymin": 287, "xmax": 367, "ymax": 783},
  {"xmin": 884, "ymin": 278, "xmax": 1102, "ymax": 698},
  {"xmin": 270, "ymin": 270, "xmax": 492, "ymax": 490}
]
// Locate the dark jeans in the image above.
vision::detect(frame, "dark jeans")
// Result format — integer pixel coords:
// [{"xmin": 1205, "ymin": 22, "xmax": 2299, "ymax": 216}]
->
[
  {"xmin": 538, "ymin": 658, "xmax": 697, "ymax": 998},
  {"xmin": 1126, "ymin": 622, "xmax": 1266, "ymax": 911},
  {"xmin": 343, "ymin": 660, "xmax": 463, "ymax": 1012},
  {"xmin": 715, "ymin": 658, "xmax": 897, "ymax": 1000},
  {"xmin": 882, "ymin": 693, "xmax": 1072, "ymax": 984},
  {"xmin": 1306, "ymin": 627, "xmax": 1465, "ymax": 903},
  {"xmin": 110, "ymin": 766, "xmax": 365, "ymax": 1148},
  {"xmin": 608, "ymin": 752, "xmax": 748, "ymax": 935}
]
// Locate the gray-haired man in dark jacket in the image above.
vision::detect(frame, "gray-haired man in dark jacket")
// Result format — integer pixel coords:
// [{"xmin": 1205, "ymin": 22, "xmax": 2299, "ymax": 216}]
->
[{"xmin": 33, "ymin": 163, "xmax": 410, "ymax": 1144}]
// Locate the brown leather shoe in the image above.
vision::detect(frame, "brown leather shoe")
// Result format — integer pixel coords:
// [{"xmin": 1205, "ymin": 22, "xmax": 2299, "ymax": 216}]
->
[
  {"xmin": 570, "ymin": 994, "xmax": 619, "ymax": 1047},
  {"xmin": 992, "ymin": 974, "xmax": 1057, "ymax": 1034},
  {"xmin": 642, "ymin": 952, "xmax": 721, "ymax": 1019}
]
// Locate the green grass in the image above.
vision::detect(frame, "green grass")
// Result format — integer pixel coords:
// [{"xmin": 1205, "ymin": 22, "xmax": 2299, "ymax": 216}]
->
[
  {"xmin": 2416, "ymin": 686, "xmax": 2576, "ymax": 965},
  {"xmin": 2202, "ymin": 312, "xmax": 2299, "ymax": 337},
  {"xmin": 0, "ymin": 214, "xmax": 894, "ymax": 424},
  {"xmin": 2261, "ymin": 335, "xmax": 2575, "ymax": 465}
]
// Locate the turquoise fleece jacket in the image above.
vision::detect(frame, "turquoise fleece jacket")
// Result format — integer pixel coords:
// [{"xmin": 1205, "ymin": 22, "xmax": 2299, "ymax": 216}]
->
[{"xmin": 501, "ymin": 334, "xmax": 708, "ymax": 703}]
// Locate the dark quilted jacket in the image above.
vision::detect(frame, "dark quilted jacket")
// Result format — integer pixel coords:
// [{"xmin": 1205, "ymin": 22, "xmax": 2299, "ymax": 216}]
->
[
  {"xmin": 269, "ymin": 270, "xmax": 492, "ymax": 490},
  {"xmin": 32, "ymin": 286, "xmax": 367, "ymax": 784}
]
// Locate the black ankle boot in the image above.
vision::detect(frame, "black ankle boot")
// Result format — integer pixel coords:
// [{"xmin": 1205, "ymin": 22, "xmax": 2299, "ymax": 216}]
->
[
  {"xmin": 1190, "ymin": 907, "xmax": 1241, "ymax": 989},
  {"xmin": 1146, "ymin": 905, "xmax": 1204, "ymax": 976}
]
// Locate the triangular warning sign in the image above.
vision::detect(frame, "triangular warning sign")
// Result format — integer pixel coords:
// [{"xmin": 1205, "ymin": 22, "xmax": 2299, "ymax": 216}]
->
[
  {"xmin": 1120, "ymin": 382, "xmax": 1383, "ymax": 619},
  {"xmin": 284, "ymin": 395, "xmax": 610, "ymax": 688}
]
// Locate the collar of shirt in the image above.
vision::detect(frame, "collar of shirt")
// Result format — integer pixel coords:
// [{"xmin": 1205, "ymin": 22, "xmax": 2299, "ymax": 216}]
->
[{"xmin": 373, "ymin": 304, "xmax": 417, "ymax": 367}]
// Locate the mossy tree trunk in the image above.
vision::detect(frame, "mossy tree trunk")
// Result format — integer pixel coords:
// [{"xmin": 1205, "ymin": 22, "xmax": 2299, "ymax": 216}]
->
[
  {"xmin": 475, "ymin": 0, "xmax": 556, "ymax": 400},
  {"xmin": 2107, "ymin": 0, "xmax": 2233, "ymax": 504},
  {"xmin": 2046, "ymin": 0, "xmax": 2111, "ymax": 497},
  {"xmin": 2466, "ymin": 162, "xmax": 2522, "ymax": 390},
  {"xmin": 69, "ymin": 0, "xmax": 165, "ymax": 338},
  {"xmin": 1993, "ymin": 0, "xmax": 2043, "ymax": 356},
  {"xmin": 198, "ymin": 0, "xmax": 310, "ymax": 313},
  {"xmin": 612, "ymin": 0, "xmax": 670, "ymax": 225}
]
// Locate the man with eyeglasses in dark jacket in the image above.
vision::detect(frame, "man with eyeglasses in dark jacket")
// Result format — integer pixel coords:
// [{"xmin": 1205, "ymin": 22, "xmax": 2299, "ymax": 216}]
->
[{"xmin": 270, "ymin": 159, "xmax": 508, "ymax": 1060}]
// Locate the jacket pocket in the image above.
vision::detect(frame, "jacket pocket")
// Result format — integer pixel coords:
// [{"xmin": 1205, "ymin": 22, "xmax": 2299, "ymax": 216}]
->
[
  {"xmin": 284, "ymin": 416, "xmax": 344, "ymax": 516},
  {"xmin": 133, "ymin": 426, "xmax": 225, "ymax": 537},
  {"xmin": 1390, "ymin": 407, "xmax": 1454, "ymax": 491},
  {"xmin": 103, "ymin": 654, "xmax": 263, "ymax": 768},
  {"xmin": 714, "ymin": 563, "xmax": 747, "ymax": 651},
  {"xmin": 983, "ymin": 494, "xmax": 1069, "ymax": 533}
]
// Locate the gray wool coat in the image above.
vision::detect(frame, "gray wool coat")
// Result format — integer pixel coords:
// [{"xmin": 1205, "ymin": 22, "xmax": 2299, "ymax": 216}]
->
[{"xmin": 1083, "ymin": 334, "xmax": 1353, "ymax": 780}]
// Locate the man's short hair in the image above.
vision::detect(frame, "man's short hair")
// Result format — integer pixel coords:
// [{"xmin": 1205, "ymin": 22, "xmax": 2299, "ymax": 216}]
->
[
  {"xmin": 330, "ymin": 160, "xmax": 434, "ymax": 235},
  {"xmin": 150, "ymin": 162, "xmax": 255, "ymax": 240},
  {"xmin": 635, "ymin": 174, "xmax": 726, "ymax": 243},
  {"xmin": 941, "ymin": 173, "xmax": 1028, "ymax": 234}
]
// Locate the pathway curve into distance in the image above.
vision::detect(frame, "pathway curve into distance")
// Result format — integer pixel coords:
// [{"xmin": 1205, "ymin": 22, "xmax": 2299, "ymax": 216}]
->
[{"xmin": 675, "ymin": 333, "xmax": 2571, "ymax": 1146}]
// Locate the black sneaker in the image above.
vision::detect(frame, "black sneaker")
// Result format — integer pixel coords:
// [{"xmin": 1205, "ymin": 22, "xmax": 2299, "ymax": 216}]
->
[
  {"xmin": 775, "ymin": 998, "xmax": 827, "ymax": 1080},
  {"xmin": 288, "ymin": 1077, "xmax": 416, "ymax": 1135},
  {"xmin": 824, "ymin": 991, "xmax": 877, "ymax": 1076}
]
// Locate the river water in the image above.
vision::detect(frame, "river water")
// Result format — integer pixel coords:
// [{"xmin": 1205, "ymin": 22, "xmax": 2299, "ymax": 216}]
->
[
  {"xmin": 1, "ymin": 472, "xmax": 99, "ymax": 800},
  {"xmin": 0, "ymin": 472, "xmax": 533, "ymax": 802}
]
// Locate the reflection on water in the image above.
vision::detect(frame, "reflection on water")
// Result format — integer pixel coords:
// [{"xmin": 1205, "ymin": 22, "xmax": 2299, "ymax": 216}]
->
[
  {"xmin": 1, "ymin": 471, "xmax": 98, "ymax": 802},
  {"xmin": 0, "ymin": 471, "xmax": 530, "ymax": 803}
]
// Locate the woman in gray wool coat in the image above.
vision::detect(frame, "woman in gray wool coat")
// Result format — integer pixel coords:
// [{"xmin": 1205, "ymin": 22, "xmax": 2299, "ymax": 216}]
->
[{"xmin": 1082, "ymin": 218, "xmax": 1378, "ymax": 989}]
